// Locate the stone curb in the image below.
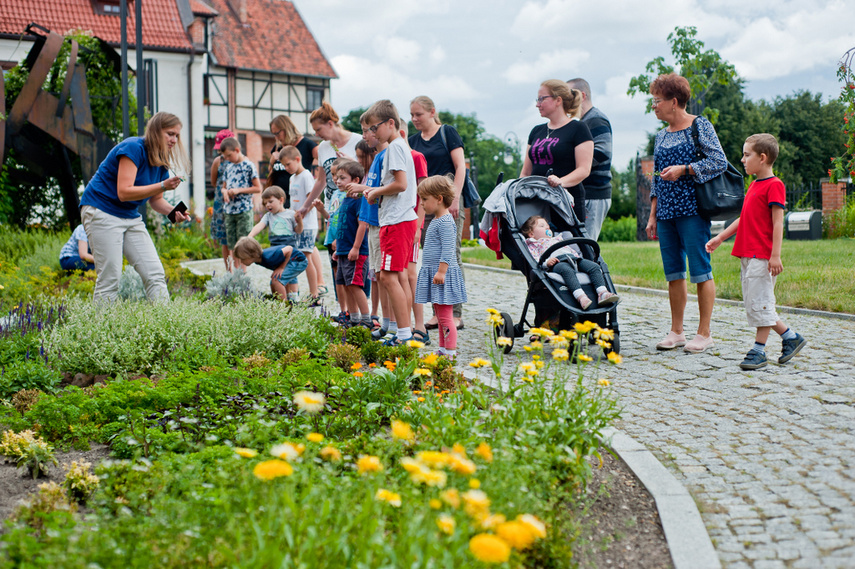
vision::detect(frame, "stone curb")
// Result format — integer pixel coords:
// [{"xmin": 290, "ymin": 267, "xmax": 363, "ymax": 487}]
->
[
  {"xmin": 600, "ymin": 427, "xmax": 722, "ymax": 569},
  {"xmin": 462, "ymin": 262, "xmax": 855, "ymax": 321}
]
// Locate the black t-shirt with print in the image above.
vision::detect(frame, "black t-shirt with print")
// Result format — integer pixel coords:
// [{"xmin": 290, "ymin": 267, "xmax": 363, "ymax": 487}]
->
[
  {"xmin": 409, "ymin": 125, "xmax": 464, "ymax": 177},
  {"xmin": 527, "ymin": 121, "xmax": 593, "ymax": 222},
  {"xmin": 268, "ymin": 137, "xmax": 318, "ymax": 208}
]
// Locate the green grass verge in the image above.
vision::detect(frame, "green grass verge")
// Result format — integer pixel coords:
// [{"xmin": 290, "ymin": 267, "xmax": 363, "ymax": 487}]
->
[{"xmin": 462, "ymin": 239, "xmax": 855, "ymax": 314}]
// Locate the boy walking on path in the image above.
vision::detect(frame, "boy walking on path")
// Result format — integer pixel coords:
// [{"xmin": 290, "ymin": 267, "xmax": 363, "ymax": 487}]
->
[
  {"xmin": 362, "ymin": 100, "xmax": 418, "ymax": 345},
  {"xmin": 706, "ymin": 133, "xmax": 807, "ymax": 370},
  {"xmin": 219, "ymin": 137, "xmax": 262, "ymax": 268}
]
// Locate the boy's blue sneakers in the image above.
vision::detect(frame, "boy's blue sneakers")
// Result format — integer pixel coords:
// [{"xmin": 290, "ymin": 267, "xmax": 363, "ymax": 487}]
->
[
  {"xmin": 739, "ymin": 349, "xmax": 767, "ymax": 370},
  {"xmin": 779, "ymin": 333, "xmax": 807, "ymax": 364}
]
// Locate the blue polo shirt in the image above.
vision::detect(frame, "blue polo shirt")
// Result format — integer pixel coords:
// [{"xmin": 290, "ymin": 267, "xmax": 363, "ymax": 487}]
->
[
  {"xmin": 358, "ymin": 148, "xmax": 386, "ymax": 227},
  {"xmin": 80, "ymin": 137, "xmax": 169, "ymax": 219}
]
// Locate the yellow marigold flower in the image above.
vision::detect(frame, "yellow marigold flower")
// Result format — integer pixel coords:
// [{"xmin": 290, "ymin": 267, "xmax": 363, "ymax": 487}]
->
[
  {"xmin": 469, "ymin": 478, "xmax": 481, "ymax": 489},
  {"xmin": 608, "ymin": 351, "xmax": 623, "ymax": 364},
  {"xmin": 440, "ymin": 488, "xmax": 461, "ymax": 509},
  {"xmin": 350, "ymin": 362, "xmax": 362, "ymax": 370},
  {"xmin": 437, "ymin": 514, "xmax": 456, "ymax": 535},
  {"xmin": 417, "ymin": 451, "xmax": 451, "ymax": 469},
  {"xmin": 368, "ymin": 362, "xmax": 377, "ymax": 368},
  {"xmin": 417, "ymin": 397, "xmax": 425, "ymax": 402},
  {"xmin": 463, "ymin": 489, "xmax": 491, "ymax": 517},
  {"xmin": 595, "ymin": 339, "xmax": 611, "ymax": 349},
  {"xmin": 487, "ymin": 314, "xmax": 504, "ymax": 326},
  {"xmin": 419, "ymin": 468, "xmax": 448, "ymax": 488},
  {"xmin": 497, "ymin": 520, "xmax": 537, "ymax": 550},
  {"xmin": 469, "ymin": 358, "xmax": 491, "ymax": 368},
  {"xmin": 452, "ymin": 443, "xmax": 466, "ymax": 456},
  {"xmin": 449, "ymin": 454, "xmax": 477, "ymax": 475},
  {"xmin": 413, "ymin": 390, "xmax": 422, "ymax": 394},
  {"xmin": 475, "ymin": 442, "xmax": 493, "ymax": 463},
  {"xmin": 306, "ymin": 433, "xmax": 324, "ymax": 443},
  {"xmin": 293, "ymin": 390, "xmax": 325, "ymax": 414},
  {"xmin": 352, "ymin": 371, "xmax": 364, "ymax": 377},
  {"xmin": 357, "ymin": 455, "xmax": 383, "ymax": 475},
  {"xmin": 375, "ymin": 488, "xmax": 402, "ymax": 507},
  {"xmin": 524, "ymin": 341, "xmax": 543, "ymax": 351},
  {"xmin": 429, "ymin": 498, "xmax": 442, "ymax": 509},
  {"xmin": 578, "ymin": 354, "xmax": 593, "ymax": 362},
  {"xmin": 320, "ymin": 446, "xmax": 342, "ymax": 462},
  {"xmin": 518, "ymin": 362, "xmax": 535, "ymax": 373},
  {"xmin": 526, "ymin": 369, "xmax": 540, "ymax": 378},
  {"xmin": 407, "ymin": 339, "xmax": 425, "ymax": 349},
  {"xmin": 529, "ymin": 327, "xmax": 552, "ymax": 338},
  {"xmin": 480, "ymin": 513, "xmax": 506, "ymax": 530},
  {"xmin": 469, "ymin": 533, "xmax": 511, "ymax": 564},
  {"xmin": 534, "ymin": 359, "xmax": 544, "ymax": 369},
  {"xmin": 595, "ymin": 327, "xmax": 615, "ymax": 341},
  {"xmin": 421, "ymin": 353, "xmax": 439, "ymax": 366},
  {"xmin": 414, "ymin": 367, "xmax": 432, "ymax": 377},
  {"xmin": 496, "ymin": 336, "xmax": 512, "ymax": 346},
  {"xmin": 574, "ymin": 321, "xmax": 597, "ymax": 334},
  {"xmin": 517, "ymin": 514, "xmax": 547, "ymax": 539},
  {"xmin": 559, "ymin": 329, "xmax": 578, "ymax": 340},
  {"xmin": 383, "ymin": 360, "xmax": 397, "ymax": 371},
  {"xmin": 486, "ymin": 308, "xmax": 500, "ymax": 315},
  {"xmin": 391, "ymin": 420, "xmax": 415, "ymax": 442},
  {"xmin": 548, "ymin": 334, "xmax": 568, "ymax": 345},
  {"xmin": 400, "ymin": 457, "xmax": 429, "ymax": 475},
  {"xmin": 552, "ymin": 348, "xmax": 569, "ymax": 361},
  {"xmin": 270, "ymin": 442, "xmax": 303, "ymax": 461},
  {"xmin": 253, "ymin": 459, "xmax": 293, "ymax": 481},
  {"xmin": 598, "ymin": 378, "xmax": 611, "ymax": 387},
  {"xmin": 233, "ymin": 447, "xmax": 257, "ymax": 458}
]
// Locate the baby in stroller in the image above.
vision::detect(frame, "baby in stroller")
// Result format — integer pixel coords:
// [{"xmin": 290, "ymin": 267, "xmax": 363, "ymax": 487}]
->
[{"xmin": 521, "ymin": 215, "xmax": 619, "ymax": 310}]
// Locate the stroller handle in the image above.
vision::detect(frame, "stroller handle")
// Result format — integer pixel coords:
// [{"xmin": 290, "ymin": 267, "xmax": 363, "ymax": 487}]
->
[{"xmin": 537, "ymin": 237, "xmax": 601, "ymax": 266}]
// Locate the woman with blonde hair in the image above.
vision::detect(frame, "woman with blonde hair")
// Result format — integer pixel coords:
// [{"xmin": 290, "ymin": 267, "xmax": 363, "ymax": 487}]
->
[
  {"xmin": 409, "ymin": 95, "xmax": 468, "ymax": 331},
  {"xmin": 80, "ymin": 111, "xmax": 190, "ymax": 302},
  {"xmin": 268, "ymin": 114, "xmax": 325, "ymax": 297},
  {"xmin": 520, "ymin": 79, "xmax": 593, "ymax": 223}
]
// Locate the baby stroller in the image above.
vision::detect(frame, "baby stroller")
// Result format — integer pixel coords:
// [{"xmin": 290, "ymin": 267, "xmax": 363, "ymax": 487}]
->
[{"xmin": 479, "ymin": 174, "xmax": 621, "ymax": 355}]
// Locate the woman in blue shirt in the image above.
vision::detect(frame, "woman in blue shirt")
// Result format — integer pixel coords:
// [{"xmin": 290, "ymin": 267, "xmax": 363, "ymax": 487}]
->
[
  {"xmin": 80, "ymin": 111, "xmax": 190, "ymax": 302},
  {"xmin": 644, "ymin": 73, "xmax": 727, "ymax": 354}
]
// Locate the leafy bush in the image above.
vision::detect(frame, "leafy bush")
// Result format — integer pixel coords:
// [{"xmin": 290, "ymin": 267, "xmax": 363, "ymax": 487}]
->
[
  {"xmin": 45, "ymin": 297, "xmax": 337, "ymax": 375},
  {"xmin": 204, "ymin": 269, "xmax": 257, "ymax": 299},
  {"xmin": 824, "ymin": 194, "xmax": 855, "ymax": 239},
  {"xmin": 0, "ymin": 429, "xmax": 57, "ymax": 478},
  {"xmin": 63, "ymin": 460, "xmax": 100, "ymax": 504},
  {"xmin": 598, "ymin": 215, "xmax": 636, "ymax": 242},
  {"xmin": 117, "ymin": 267, "xmax": 146, "ymax": 301}
]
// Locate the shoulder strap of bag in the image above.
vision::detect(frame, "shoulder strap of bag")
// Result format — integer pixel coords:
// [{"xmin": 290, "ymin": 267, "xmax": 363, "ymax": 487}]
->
[
  {"xmin": 438, "ymin": 123, "xmax": 450, "ymax": 154},
  {"xmin": 690, "ymin": 117, "xmax": 706, "ymax": 161}
]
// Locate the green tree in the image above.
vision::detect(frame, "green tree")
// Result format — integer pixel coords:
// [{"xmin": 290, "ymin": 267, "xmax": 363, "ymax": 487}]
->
[{"xmin": 608, "ymin": 161, "xmax": 637, "ymax": 220}]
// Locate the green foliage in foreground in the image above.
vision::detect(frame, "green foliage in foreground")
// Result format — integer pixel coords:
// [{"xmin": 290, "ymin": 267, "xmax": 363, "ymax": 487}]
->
[{"xmin": 462, "ymin": 238, "xmax": 855, "ymax": 313}]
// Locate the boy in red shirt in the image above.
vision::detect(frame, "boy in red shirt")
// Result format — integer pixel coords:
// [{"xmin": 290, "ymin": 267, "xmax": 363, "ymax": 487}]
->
[{"xmin": 706, "ymin": 134, "xmax": 806, "ymax": 370}]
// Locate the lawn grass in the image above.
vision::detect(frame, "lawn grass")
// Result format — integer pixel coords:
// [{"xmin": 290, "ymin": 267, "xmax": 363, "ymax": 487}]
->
[{"xmin": 462, "ymin": 238, "xmax": 855, "ymax": 314}]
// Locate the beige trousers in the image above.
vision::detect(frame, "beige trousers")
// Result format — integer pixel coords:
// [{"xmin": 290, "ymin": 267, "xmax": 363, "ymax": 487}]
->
[{"xmin": 81, "ymin": 205, "xmax": 168, "ymax": 303}]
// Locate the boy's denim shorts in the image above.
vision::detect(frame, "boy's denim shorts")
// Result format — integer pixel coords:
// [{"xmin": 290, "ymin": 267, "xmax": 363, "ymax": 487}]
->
[
  {"xmin": 277, "ymin": 256, "xmax": 308, "ymax": 286},
  {"xmin": 296, "ymin": 229, "xmax": 317, "ymax": 253},
  {"xmin": 657, "ymin": 215, "xmax": 713, "ymax": 284}
]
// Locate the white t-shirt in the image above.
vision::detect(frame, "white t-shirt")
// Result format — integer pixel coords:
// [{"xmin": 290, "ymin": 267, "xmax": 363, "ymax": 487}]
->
[
  {"xmin": 378, "ymin": 137, "xmax": 418, "ymax": 227},
  {"xmin": 289, "ymin": 169, "xmax": 318, "ymax": 230},
  {"xmin": 317, "ymin": 132, "xmax": 360, "ymax": 203}
]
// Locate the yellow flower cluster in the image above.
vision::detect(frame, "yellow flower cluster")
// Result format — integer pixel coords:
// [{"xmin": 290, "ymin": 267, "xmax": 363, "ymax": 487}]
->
[
  {"xmin": 391, "ymin": 420, "xmax": 415, "ymax": 442},
  {"xmin": 233, "ymin": 447, "xmax": 257, "ymax": 458},
  {"xmin": 306, "ymin": 433, "xmax": 324, "ymax": 443},
  {"xmin": 320, "ymin": 446, "xmax": 342, "ymax": 462},
  {"xmin": 357, "ymin": 455, "xmax": 383, "ymax": 475},
  {"xmin": 468, "ymin": 358, "xmax": 491, "ymax": 368},
  {"xmin": 292, "ymin": 391, "xmax": 325, "ymax": 414},
  {"xmin": 253, "ymin": 459, "xmax": 293, "ymax": 481},
  {"xmin": 496, "ymin": 336, "xmax": 512, "ymax": 346},
  {"xmin": 270, "ymin": 442, "xmax": 305, "ymax": 461},
  {"xmin": 375, "ymin": 488, "xmax": 402, "ymax": 507}
]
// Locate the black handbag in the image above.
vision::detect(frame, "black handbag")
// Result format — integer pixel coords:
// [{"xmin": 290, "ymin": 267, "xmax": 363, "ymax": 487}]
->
[
  {"xmin": 690, "ymin": 118, "xmax": 744, "ymax": 221},
  {"xmin": 438, "ymin": 125, "xmax": 482, "ymax": 208}
]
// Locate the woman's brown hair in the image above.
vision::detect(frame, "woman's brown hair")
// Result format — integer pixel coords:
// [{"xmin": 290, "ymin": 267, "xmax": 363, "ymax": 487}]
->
[
  {"xmin": 270, "ymin": 114, "xmax": 300, "ymax": 146},
  {"xmin": 649, "ymin": 73, "xmax": 691, "ymax": 108},
  {"xmin": 540, "ymin": 80, "xmax": 583, "ymax": 118},
  {"xmin": 309, "ymin": 101, "xmax": 340, "ymax": 125},
  {"xmin": 410, "ymin": 95, "xmax": 442, "ymax": 125},
  {"xmin": 144, "ymin": 112, "xmax": 190, "ymax": 173}
]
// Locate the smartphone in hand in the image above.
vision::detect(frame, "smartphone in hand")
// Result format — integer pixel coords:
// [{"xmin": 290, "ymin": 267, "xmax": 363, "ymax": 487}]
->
[{"xmin": 167, "ymin": 201, "xmax": 188, "ymax": 223}]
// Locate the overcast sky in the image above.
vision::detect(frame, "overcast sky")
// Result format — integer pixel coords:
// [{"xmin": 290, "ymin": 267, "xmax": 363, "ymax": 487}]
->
[{"xmin": 294, "ymin": 0, "xmax": 853, "ymax": 172}]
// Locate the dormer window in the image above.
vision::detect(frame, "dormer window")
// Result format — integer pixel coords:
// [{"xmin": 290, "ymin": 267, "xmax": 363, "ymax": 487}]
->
[{"xmin": 93, "ymin": 0, "xmax": 122, "ymax": 16}]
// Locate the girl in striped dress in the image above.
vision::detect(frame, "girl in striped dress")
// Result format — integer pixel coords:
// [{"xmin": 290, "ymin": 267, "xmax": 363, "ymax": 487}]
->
[{"xmin": 414, "ymin": 176, "xmax": 468, "ymax": 358}]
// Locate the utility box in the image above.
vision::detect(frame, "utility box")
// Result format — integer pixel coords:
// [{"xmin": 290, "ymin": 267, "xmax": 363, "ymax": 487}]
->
[
  {"xmin": 710, "ymin": 217, "xmax": 738, "ymax": 241},
  {"xmin": 785, "ymin": 211, "xmax": 822, "ymax": 240}
]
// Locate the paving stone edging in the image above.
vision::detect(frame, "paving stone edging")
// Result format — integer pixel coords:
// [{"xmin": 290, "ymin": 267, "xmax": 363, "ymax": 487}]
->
[{"xmin": 601, "ymin": 427, "xmax": 722, "ymax": 569}]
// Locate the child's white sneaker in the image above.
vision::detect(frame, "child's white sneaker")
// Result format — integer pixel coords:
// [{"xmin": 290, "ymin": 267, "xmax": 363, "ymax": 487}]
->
[{"xmin": 597, "ymin": 291, "xmax": 620, "ymax": 306}]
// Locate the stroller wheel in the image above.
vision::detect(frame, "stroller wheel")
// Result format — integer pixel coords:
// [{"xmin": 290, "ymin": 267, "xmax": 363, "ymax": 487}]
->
[{"xmin": 494, "ymin": 312, "xmax": 515, "ymax": 354}]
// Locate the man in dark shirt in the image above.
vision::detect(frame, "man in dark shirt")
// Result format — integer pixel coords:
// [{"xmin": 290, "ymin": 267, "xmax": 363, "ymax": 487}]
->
[{"xmin": 568, "ymin": 78, "xmax": 613, "ymax": 241}]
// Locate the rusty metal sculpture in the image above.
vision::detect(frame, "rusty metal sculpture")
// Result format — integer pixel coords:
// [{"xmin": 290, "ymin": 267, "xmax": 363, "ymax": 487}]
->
[{"xmin": 0, "ymin": 25, "xmax": 115, "ymax": 228}]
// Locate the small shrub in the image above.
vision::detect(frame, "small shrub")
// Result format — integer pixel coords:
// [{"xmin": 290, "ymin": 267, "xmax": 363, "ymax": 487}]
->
[
  {"xmin": 0, "ymin": 429, "xmax": 57, "ymax": 478},
  {"xmin": 345, "ymin": 325, "xmax": 372, "ymax": 348},
  {"xmin": 10, "ymin": 389, "xmax": 43, "ymax": 415},
  {"xmin": 63, "ymin": 460, "xmax": 100, "ymax": 504},
  {"xmin": 280, "ymin": 347, "xmax": 309, "ymax": 367},
  {"xmin": 326, "ymin": 343, "xmax": 362, "ymax": 371},
  {"xmin": 824, "ymin": 194, "xmax": 855, "ymax": 239},
  {"xmin": 599, "ymin": 216, "xmax": 636, "ymax": 242},
  {"xmin": 117, "ymin": 266, "xmax": 146, "ymax": 301},
  {"xmin": 0, "ymin": 359, "xmax": 62, "ymax": 399},
  {"xmin": 205, "ymin": 270, "xmax": 257, "ymax": 299},
  {"xmin": 12, "ymin": 481, "xmax": 76, "ymax": 529}
]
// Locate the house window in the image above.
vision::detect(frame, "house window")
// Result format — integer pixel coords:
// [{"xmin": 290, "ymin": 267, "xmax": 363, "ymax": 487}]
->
[
  {"xmin": 143, "ymin": 59, "xmax": 158, "ymax": 114},
  {"xmin": 92, "ymin": 0, "xmax": 122, "ymax": 15},
  {"xmin": 307, "ymin": 87, "xmax": 324, "ymax": 112}
]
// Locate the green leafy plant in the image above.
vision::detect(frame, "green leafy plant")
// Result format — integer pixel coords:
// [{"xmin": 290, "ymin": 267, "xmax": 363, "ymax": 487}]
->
[
  {"xmin": 830, "ymin": 48, "xmax": 855, "ymax": 184},
  {"xmin": 11, "ymin": 481, "xmax": 76, "ymax": 530},
  {"xmin": 63, "ymin": 460, "xmax": 100, "ymax": 504},
  {"xmin": 204, "ymin": 269, "xmax": 257, "ymax": 299},
  {"xmin": 0, "ymin": 429, "xmax": 58, "ymax": 478},
  {"xmin": 599, "ymin": 216, "xmax": 636, "ymax": 242}
]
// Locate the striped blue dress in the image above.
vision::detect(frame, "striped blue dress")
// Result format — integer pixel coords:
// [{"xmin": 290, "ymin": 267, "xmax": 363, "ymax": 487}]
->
[{"xmin": 415, "ymin": 213, "xmax": 468, "ymax": 306}]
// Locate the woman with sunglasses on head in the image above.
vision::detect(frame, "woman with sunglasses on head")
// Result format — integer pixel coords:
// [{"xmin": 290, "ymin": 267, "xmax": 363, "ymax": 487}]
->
[{"xmin": 520, "ymin": 79, "xmax": 593, "ymax": 224}]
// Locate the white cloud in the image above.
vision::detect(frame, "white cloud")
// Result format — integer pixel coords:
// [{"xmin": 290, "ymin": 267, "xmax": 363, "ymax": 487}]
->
[
  {"xmin": 503, "ymin": 49, "xmax": 591, "ymax": 85},
  {"xmin": 429, "ymin": 46, "xmax": 446, "ymax": 66},
  {"xmin": 375, "ymin": 37, "xmax": 422, "ymax": 67}
]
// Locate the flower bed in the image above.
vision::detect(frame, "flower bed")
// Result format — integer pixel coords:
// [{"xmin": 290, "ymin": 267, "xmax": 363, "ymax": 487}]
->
[{"xmin": 0, "ymin": 299, "xmax": 620, "ymax": 567}]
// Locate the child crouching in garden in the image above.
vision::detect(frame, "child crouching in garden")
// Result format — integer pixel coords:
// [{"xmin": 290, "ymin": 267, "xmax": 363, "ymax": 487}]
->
[
  {"xmin": 414, "ymin": 176, "xmax": 467, "ymax": 357},
  {"xmin": 522, "ymin": 215, "xmax": 618, "ymax": 310},
  {"xmin": 233, "ymin": 236, "xmax": 307, "ymax": 302}
]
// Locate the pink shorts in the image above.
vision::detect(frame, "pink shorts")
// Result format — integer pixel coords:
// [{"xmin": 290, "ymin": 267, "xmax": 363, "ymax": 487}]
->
[{"xmin": 379, "ymin": 219, "xmax": 417, "ymax": 272}]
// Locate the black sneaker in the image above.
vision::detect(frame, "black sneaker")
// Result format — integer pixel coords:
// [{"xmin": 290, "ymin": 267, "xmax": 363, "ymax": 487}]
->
[
  {"xmin": 779, "ymin": 334, "xmax": 807, "ymax": 364},
  {"xmin": 739, "ymin": 349, "xmax": 767, "ymax": 370}
]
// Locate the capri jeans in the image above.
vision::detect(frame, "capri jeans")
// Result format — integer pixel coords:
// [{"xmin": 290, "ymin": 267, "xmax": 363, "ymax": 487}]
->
[{"xmin": 656, "ymin": 215, "xmax": 713, "ymax": 284}]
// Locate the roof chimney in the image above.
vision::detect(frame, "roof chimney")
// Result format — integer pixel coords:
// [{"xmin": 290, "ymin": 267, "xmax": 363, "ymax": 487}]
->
[{"xmin": 239, "ymin": 0, "xmax": 247, "ymax": 24}]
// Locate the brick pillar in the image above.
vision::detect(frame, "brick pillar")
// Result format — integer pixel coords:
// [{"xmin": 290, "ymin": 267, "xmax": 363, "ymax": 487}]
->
[
  {"xmin": 636, "ymin": 155, "xmax": 654, "ymax": 241},
  {"xmin": 462, "ymin": 208, "xmax": 471, "ymax": 240},
  {"xmin": 821, "ymin": 179, "xmax": 846, "ymax": 216}
]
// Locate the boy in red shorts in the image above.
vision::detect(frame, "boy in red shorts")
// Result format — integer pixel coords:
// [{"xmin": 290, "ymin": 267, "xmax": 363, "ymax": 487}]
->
[
  {"xmin": 706, "ymin": 133, "xmax": 807, "ymax": 370},
  {"xmin": 362, "ymin": 100, "xmax": 418, "ymax": 345}
]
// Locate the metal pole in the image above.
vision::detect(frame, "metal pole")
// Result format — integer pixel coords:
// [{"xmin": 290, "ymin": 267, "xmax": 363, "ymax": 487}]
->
[
  {"xmin": 120, "ymin": 0, "xmax": 129, "ymax": 138},
  {"xmin": 135, "ymin": 0, "xmax": 144, "ymax": 135}
]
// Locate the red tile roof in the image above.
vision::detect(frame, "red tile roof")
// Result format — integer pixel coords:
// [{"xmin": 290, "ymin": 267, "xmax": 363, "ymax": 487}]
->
[
  {"xmin": 0, "ymin": 0, "xmax": 192, "ymax": 52},
  {"xmin": 207, "ymin": 0, "xmax": 336, "ymax": 78},
  {"xmin": 190, "ymin": 0, "xmax": 218, "ymax": 17}
]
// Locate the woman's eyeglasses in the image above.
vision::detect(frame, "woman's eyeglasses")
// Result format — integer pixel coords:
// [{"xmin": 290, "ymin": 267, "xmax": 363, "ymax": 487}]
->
[{"xmin": 535, "ymin": 95, "xmax": 556, "ymax": 104}]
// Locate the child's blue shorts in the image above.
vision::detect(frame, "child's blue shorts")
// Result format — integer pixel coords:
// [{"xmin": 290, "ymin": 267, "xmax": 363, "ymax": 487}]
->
[{"xmin": 277, "ymin": 255, "xmax": 308, "ymax": 286}]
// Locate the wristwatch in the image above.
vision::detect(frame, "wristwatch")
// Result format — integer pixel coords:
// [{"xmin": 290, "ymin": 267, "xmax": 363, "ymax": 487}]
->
[{"xmin": 161, "ymin": 180, "xmax": 165, "ymax": 190}]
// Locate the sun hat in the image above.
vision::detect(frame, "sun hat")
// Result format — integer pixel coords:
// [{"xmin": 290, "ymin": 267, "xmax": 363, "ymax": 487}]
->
[{"xmin": 213, "ymin": 129, "xmax": 236, "ymax": 150}]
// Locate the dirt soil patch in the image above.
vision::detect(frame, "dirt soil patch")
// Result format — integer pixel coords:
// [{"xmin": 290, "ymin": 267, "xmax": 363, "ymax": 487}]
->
[
  {"xmin": 0, "ymin": 444, "xmax": 110, "ymax": 521},
  {"xmin": 574, "ymin": 449, "xmax": 673, "ymax": 569}
]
